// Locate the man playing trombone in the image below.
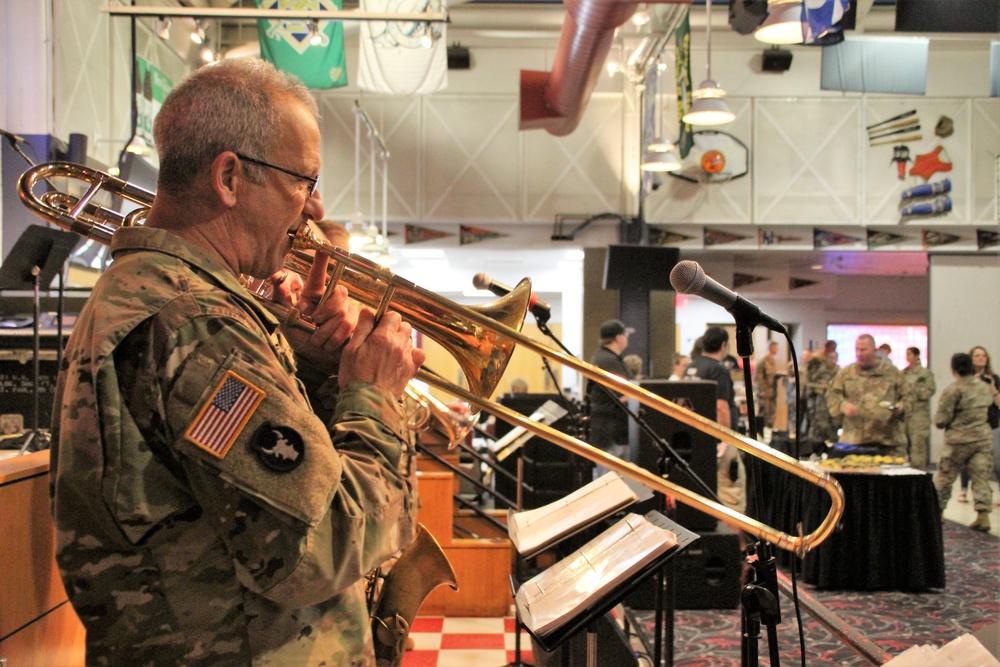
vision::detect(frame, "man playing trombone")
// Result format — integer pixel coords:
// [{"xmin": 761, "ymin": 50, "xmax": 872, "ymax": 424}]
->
[{"xmin": 49, "ymin": 57, "xmax": 425, "ymax": 666}]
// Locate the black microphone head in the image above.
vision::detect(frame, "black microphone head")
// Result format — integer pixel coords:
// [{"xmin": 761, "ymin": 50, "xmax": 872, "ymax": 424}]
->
[
  {"xmin": 669, "ymin": 260, "xmax": 706, "ymax": 295},
  {"xmin": 472, "ymin": 272, "xmax": 491, "ymax": 290}
]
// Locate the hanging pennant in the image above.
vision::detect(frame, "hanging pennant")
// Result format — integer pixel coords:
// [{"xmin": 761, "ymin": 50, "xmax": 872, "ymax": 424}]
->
[
  {"xmin": 759, "ymin": 230, "xmax": 805, "ymax": 247},
  {"xmin": 649, "ymin": 227, "xmax": 697, "ymax": 246},
  {"xmin": 867, "ymin": 229, "xmax": 909, "ymax": 249},
  {"xmin": 790, "ymin": 278, "xmax": 818, "ymax": 290},
  {"xmin": 460, "ymin": 225, "xmax": 507, "ymax": 245},
  {"xmin": 357, "ymin": 0, "xmax": 447, "ymax": 95},
  {"xmin": 977, "ymin": 229, "xmax": 999, "ymax": 250},
  {"xmin": 922, "ymin": 230, "xmax": 962, "ymax": 248},
  {"xmin": 732, "ymin": 273, "xmax": 768, "ymax": 289},
  {"xmin": 814, "ymin": 229, "xmax": 862, "ymax": 248},
  {"xmin": 704, "ymin": 228, "xmax": 751, "ymax": 246},
  {"xmin": 405, "ymin": 224, "xmax": 452, "ymax": 244}
]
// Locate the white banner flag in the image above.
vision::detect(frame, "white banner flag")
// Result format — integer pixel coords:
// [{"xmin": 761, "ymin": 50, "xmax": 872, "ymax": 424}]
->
[{"xmin": 357, "ymin": 0, "xmax": 447, "ymax": 95}]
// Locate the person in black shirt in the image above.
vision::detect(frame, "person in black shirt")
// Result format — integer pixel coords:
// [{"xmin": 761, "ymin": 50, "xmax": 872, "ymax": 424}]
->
[
  {"xmin": 684, "ymin": 326, "xmax": 746, "ymax": 512},
  {"xmin": 587, "ymin": 319, "xmax": 635, "ymax": 478}
]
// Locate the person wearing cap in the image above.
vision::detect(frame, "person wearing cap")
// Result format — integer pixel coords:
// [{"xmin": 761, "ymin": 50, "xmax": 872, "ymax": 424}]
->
[{"xmin": 586, "ymin": 319, "xmax": 636, "ymax": 478}]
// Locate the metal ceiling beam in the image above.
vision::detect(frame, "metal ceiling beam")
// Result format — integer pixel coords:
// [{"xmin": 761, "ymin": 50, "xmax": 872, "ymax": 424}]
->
[{"xmin": 100, "ymin": 5, "xmax": 448, "ymax": 23}]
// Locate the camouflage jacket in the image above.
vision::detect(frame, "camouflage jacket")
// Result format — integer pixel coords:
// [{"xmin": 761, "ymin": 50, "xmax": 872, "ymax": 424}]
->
[
  {"xmin": 50, "ymin": 227, "xmax": 412, "ymax": 666},
  {"xmin": 934, "ymin": 375, "xmax": 992, "ymax": 445},
  {"xmin": 827, "ymin": 359, "xmax": 908, "ymax": 447},
  {"xmin": 755, "ymin": 355, "xmax": 778, "ymax": 399},
  {"xmin": 903, "ymin": 365, "xmax": 936, "ymax": 414}
]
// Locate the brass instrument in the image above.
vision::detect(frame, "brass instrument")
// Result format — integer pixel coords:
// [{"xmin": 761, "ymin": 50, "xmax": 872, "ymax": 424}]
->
[
  {"xmin": 370, "ymin": 524, "xmax": 458, "ymax": 667},
  {"xmin": 403, "ymin": 382, "xmax": 477, "ymax": 446},
  {"xmin": 19, "ymin": 161, "xmax": 845, "ymax": 557}
]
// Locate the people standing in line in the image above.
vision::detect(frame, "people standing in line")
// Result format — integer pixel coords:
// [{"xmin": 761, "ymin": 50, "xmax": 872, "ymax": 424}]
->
[
  {"xmin": 684, "ymin": 326, "xmax": 746, "ymax": 513},
  {"xmin": 668, "ymin": 353, "xmax": 691, "ymax": 381},
  {"xmin": 49, "ymin": 58, "xmax": 427, "ymax": 665},
  {"xmin": 586, "ymin": 319, "xmax": 635, "ymax": 478},
  {"xmin": 623, "ymin": 353, "xmax": 644, "ymax": 381},
  {"xmin": 959, "ymin": 346, "xmax": 1000, "ymax": 505},
  {"xmin": 827, "ymin": 333, "xmax": 909, "ymax": 459},
  {"xmin": 877, "ymin": 343, "xmax": 893, "ymax": 363},
  {"xmin": 755, "ymin": 341, "xmax": 779, "ymax": 431},
  {"xmin": 807, "ymin": 350, "xmax": 841, "ymax": 444},
  {"xmin": 903, "ymin": 347, "xmax": 936, "ymax": 470},
  {"xmin": 933, "ymin": 353, "xmax": 994, "ymax": 532}
]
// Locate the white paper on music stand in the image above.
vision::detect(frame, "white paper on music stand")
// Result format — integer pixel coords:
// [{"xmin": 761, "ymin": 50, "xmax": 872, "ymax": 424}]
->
[
  {"xmin": 514, "ymin": 512, "xmax": 678, "ymax": 637},
  {"xmin": 507, "ymin": 472, "xmax": 639, "ymax": 557},
  {"xmin": 493, "ymin": 400, "xmax": 568, "ymax": 462}
]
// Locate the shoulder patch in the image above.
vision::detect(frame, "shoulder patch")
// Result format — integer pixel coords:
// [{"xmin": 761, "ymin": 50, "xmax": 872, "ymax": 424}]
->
[
  {"xmin": 251, "ymin": 424, "xmax": 305, "ymax": 472},
  {"xmin": 186, "ymin": 370, "xmax": 266, "ymax": 459}
]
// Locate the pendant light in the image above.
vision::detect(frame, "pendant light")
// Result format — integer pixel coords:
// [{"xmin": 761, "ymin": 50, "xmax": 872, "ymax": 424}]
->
[
  {"xmin": 681, "ymin": 0, "xmax": 735, "ymax": 126},
  {"xmin": 642, "ymin": 62, "xmax": 682, "ymax": 172},
  {"xmin": 755, "ymin": 0, "xmax": 805, "ymax": 45}
]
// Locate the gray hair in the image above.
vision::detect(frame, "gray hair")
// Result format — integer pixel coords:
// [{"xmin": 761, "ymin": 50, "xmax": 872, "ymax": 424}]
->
[{"xmin": 153, "ymin": 58, "xmax": 318, "ymax": 192}]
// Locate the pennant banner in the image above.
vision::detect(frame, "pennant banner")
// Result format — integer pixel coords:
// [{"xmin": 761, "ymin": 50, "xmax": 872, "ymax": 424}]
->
[
  {"xmin": 256, "ymin": 0, "xmax": 347, "ymax": 89},
  {"xmin": 733, "ymin": 273, "xmax": 768, "ymax": 289},
  {"xmin": 977, "ymin": 229, "xmax": 999, "ymax": 250},
  {"xmin": 460, "ymin": 225, "xmax": 507, "ymax": 245},
  {"xmin": 790, "ymin": 278, "xmax": 818, "ymax": 290},
  {"xmin": 759, "ymin": 230, "xmax": 805, "ymax": 247},
  {"xmin": 357, "ymin": 0, "xmax": 447, "ymax": 95},
  {"xmin": 649, "ymin": 227, "xmax": 697, "ymax": 246},
  {"xmin": 814, "ymin": 228, "xmax": 862, "ymax": 248},
  {"xmin": 922, "ymin": 230, "xmax": 962, "ymax": 248},
  {"xmin": 802, "ymin": 0, "xmax": 849, "ymax": 44},
  {"xmin": 867, "ymin": 229, "xmax": 908, "ymax": 249},
  {"xmin": 405, "ymin": 224, "xmax": 452, "ymax": 244},
  {"xmin": 704, "ymin": 228, "xmax": 750, "ymax": 247}
]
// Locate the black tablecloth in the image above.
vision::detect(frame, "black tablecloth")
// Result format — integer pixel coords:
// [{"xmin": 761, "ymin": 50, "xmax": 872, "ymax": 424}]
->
[{"xmin": 747, "ymin": 462, "xmax": 945, "ymax": 592}]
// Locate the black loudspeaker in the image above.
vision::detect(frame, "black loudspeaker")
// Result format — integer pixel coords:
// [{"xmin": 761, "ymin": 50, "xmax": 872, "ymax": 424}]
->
[
  {"xmin": 67, "ymin": 133, "xmax": 88, "ymax": 164},
  {"xmin": 447, "ymin": 44, "xmax": 471, "ymax": 70},
  {"xmin": 603, "ymin": 245, "xmax": 680, "ymax": 292},
  {"xmin": 627, "ymin": 524, "xmax": 742, "ymax": 611},
  {"xmin": 494, "ymin": 393, "xmax": 592, "ymax": 509},
  {"xmin": 674, "ymin": 525, "xmax": 742, "ymax": 610},
  {"xmin": 530, "ymin": 612, "xmax": 639, "ymax": 667},
  {"xmin": 629, "ymin": 380, "xmax": 719, "ymax": 532},
  {"xmin": 762, "ymin": 48, "xmax": 793, "ymax": 72}
]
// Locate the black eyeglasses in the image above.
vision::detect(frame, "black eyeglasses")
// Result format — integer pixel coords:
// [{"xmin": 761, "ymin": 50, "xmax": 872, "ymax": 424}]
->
[{"xmin": 235, "ymin": 152, "xmax": 319, "ymax": 196}]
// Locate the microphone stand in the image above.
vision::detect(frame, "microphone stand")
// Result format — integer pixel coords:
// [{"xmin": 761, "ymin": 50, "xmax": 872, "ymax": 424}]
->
[
  {"xmin": 733, "ymin": 323, "xmax": 781, "ymax": 667},
  {"xmin": 535, "ymin": 317, "xmax": 719, "ymax": 667}
]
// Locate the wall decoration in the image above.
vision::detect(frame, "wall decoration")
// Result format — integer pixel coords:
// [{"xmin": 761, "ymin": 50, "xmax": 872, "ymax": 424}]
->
[
  {"xmin": 459, "ymin": 225, "xmax": 507, "ymax": 245},
  {"xmin": 405, "ymin": 224, "xmax": 452, "ymax": 244}
]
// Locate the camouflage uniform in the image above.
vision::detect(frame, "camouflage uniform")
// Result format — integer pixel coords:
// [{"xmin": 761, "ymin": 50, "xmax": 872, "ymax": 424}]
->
[
  {"xmin": 827, "ymin": 358, "xmax": 908, "ymax": 458},
  {"xmin": 903, "ymin": 364, "xmax": 936, "ymax": 469},
  {"xmin": 755, "ymin": 354, "xmax": 778, "ymax": 429},
  {"xmin": 51, "ymin": 227, "xmax": 413, "ymax": 666},
  {"xmin": 932, "ymin": 375, "xmax": 994, "ymax": 512},
  {"xmin": 807, "ymin": 361, "xmax": 840, "ymax": 443}
]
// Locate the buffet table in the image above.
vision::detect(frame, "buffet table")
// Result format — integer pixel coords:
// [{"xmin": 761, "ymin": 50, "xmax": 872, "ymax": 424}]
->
[{"xmin": 747, "ymin": 461, "xmax": 945, "ymax": 592}]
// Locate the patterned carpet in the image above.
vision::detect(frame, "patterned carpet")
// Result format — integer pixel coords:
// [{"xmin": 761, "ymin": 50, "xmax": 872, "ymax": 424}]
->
[{"xmin": 630, "ymin": 519, "xmax": 1000, "ymax": 665}]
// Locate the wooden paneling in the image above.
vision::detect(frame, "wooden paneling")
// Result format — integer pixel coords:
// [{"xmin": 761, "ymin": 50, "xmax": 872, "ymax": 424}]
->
[{"xmin": 0, "ymin": 451, "xmax": 85, "ymax": 666}]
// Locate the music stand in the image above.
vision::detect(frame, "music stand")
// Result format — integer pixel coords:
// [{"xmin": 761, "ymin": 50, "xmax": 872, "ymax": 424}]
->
[
  {"xmin": 513, "ymin": 512, "xmax": 699, "ymax": 666},
  {"xmin": 0, "ymin": 224, "xmax": 80, "ymax": 453}
]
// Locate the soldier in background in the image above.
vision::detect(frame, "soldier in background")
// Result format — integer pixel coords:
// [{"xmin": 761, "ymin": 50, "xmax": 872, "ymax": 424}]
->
[
  {"xmin": 903, "ymin": 346, "xmax": 936, "ymax": 469},
  {"xmin": 933, "ymin": 353, "xmax": 993, "ymax": 532},
  {"xmin": 755, "ymin": 341, "xmax": 779, "ymax": 431},
  {"xmin": 807, "ymin": 350, "xmax": 840, "ymax": 443},
  {"xmin": 827, "ymin": 334, "xmax": 909, "ymax": 459}
]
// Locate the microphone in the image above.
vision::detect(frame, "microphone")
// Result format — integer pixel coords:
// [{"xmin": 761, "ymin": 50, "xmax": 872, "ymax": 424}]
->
[
  {"xmin": 669, "ymin": 260, "xmax": 786, "ymax": 334},
  {"xmin": 0, "ymin": 129, "xmax": 26, "ymax": 144},
  {"xmin": 473, "ymin": 272, "xmax": 551, "ymax": 324}
]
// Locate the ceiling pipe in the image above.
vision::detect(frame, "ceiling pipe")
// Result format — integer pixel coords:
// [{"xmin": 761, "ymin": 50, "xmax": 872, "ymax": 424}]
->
[{"xmin": 520, "ymin": 0, "xmax": 691, "ymax": 137}]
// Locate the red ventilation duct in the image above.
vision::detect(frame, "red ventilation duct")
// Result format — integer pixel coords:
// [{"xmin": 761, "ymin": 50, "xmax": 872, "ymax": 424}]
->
[{"xmin": 520, "ymin": 0, "xmax": 691, "ymax": 136}]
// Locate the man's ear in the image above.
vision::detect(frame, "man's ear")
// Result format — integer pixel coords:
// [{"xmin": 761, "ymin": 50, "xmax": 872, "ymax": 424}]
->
[{"xmin": 211, "ymin": 152, "xmax": 240, "ymax": 208}]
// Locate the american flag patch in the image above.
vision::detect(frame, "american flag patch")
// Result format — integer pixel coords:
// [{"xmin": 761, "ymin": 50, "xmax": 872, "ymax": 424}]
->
[{"xmin": 185, "ymin": 371, "xmax": 265, "ymax": 458}]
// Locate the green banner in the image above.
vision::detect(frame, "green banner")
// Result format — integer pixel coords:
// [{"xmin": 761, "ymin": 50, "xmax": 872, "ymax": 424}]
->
[
  {"xmin": 255, "ymin": 0, "xmax": 347, "ymax": 89},
  {"xmin": 674, "ymin": 8, "xmax": 694, "ymax": 159},
  {"xmin": 135, "ymin": 56, "xmax": 172, "ymax": 147}
]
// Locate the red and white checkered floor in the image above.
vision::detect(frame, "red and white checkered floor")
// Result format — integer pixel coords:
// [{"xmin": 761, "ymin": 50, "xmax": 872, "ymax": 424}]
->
[{"xmin": 401, "ymin": 616, "xmax": 534, "ymax": 667}]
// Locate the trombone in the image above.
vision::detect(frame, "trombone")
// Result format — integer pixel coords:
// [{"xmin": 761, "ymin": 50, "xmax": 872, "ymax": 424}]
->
[{"xmin": 18, "ymin": 161, "xmax": 844, "ymax": 558}]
